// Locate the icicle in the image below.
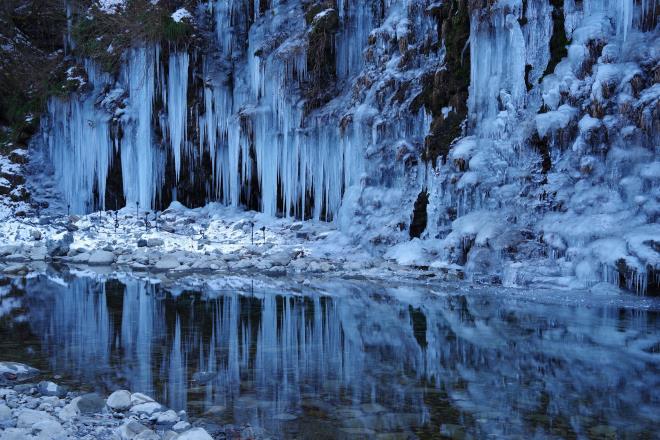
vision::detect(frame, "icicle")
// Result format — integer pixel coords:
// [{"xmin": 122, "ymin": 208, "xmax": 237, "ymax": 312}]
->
[
  {"xmin": 120, "ymin": 46, "xmax": 163, "ymax": 209},
  {"xmin": 467, "ymin": 5, "xmax": 526, "ymax": 137},
  {"xmin": 336, "ymin": 1, "xmax": 376, "ymax": 80},
  {"xmin": 167, "ymin": 52, "xmax": 190, "ymax": 181},
  {"xmin": 43, "ymin": 61, "xmax": 113, "ymax": 213}
]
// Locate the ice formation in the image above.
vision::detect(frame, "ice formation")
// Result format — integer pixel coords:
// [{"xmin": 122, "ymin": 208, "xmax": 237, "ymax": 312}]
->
[{"xmin": 33, "ymin": 0, "xmax": 658, "ymax": 293}]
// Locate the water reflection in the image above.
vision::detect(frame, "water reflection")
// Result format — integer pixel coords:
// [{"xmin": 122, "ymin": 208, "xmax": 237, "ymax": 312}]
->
[{"xmin": 1, "ymin": 275, "xmax": 659, "ymax": 438}]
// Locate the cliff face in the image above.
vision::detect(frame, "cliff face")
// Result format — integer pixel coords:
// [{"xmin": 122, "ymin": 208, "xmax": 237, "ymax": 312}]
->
[{"xmin": 2, "ymin": 0, "xmax": 659, "ymax": 293}]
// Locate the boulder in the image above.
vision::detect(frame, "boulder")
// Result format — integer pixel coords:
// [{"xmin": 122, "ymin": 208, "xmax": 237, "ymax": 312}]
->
[
  {"xmin": 37, "ymin": 381, "xmax": 66, "ymax": 398},
  {"xmin": 2, "ymin": 264, "xmax": 27, "ymax": 274},
  {"xmin": 155, "ymin": 409, "xmax": 178, "ymax": 424},
  {"xmin": 147, "ymin": 238, "xmax": 164, "ymax": 247},
  {"xmin": 172, "ymin": 421, "xmax": 191, "ymax": 432},
  {"xmin": 69, "ymin": 252, "xmax": 90, "ymax": 264},
  {"xmin": 176, "ymin": 428, "xmax": 214, "ymax": 440},
  {"xmin": 0, "ymin": 403, "xmax": 11, "ymax": 421},
  {"xmin": 130, "ymin": 402, "xmax": 163, "ymax": 416},
  {"xmin": 45, "ymin": 233, "xmax": 73, "ymax": 257},
  {"xmin": 87, "ymin": 250, "xmax": 116, "ymax": 265},
  {"xmin": 0, "ymin": 428, "xmax": 30, "ymax": 440},
  {"xmin": 154, "ymin": 255, "xmax": 180, "ymax": 271},
  {"xmin": 31, "ymin": 419, "xmax": 65, "ymax": 440},
  {"xmin": 107, "ymin": 390, "xmax": 132, "ymax": 412},
  {"xmin": 77, "ymin": 393, "xmax": 105, "ymax": 415},
  {"xmin": 29, "ymin": 246, "xmax": 48, "ymax": 261},
  {"xmin": 57, "ymin": 397, "xmax": 80, "ymax": 422},
  {"xmin": 116, "ymin": 420, "xmax": 150, "ymax": 440},
  {"xmin": 268, "ymin": 250, "xmax": 295, "ymax": 267},
  {"xmin": 137, "ymin": 239, "xmax": 148, "ymax": 248},
  {"xmin": 30, "ymin": 230, "xmax": 42, "ymax": 241},
  {"xmin": 0, "ymin": 245, "xmax": 21, "ymax": 257},
  {"xmin": 16, "ymin": 409, "xmax": 56, "ymax": 428},
  {"xmin": 0, "ymin": 362, "xmax": 39, "ymax": 384},
  {"xmin": 130, "ymin": 393, "xmax": 155, "ymax": 405}
]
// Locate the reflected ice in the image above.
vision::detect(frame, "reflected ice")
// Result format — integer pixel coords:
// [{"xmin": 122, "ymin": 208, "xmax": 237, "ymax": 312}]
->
[{"xmin": 2, "ymin": 275, "xmax": 659, "ymax": 438}]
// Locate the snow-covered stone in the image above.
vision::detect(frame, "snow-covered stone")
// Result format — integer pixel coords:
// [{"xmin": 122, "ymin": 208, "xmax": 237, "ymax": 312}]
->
[
  {"xmin": 106, "ymin": 390, "xmax": 132, "ymax": 411},
  {"xmin": 16, "ymin": 409, "xmax": 56, "ymax": 428},
  {"xmin": 87, "ymin": 250, "xmax": 116, "ymax": 265},
  {"xmin": 176, "ymin": 428, "xmax": 214, "ymax": 440}
]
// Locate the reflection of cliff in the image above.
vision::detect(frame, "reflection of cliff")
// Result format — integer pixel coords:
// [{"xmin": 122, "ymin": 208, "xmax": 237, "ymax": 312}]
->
[{"xmin": 19, "ymin": 275, "xmax": 660, "ymax": 438}]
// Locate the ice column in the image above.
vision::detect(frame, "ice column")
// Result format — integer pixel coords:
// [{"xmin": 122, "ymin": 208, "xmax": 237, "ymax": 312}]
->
[
  {"xmin": 120, "ymin": 46, "xmax": 162, "ymax": 208},
  {"xmin": 44, "ymin": 62, "xmax": 113, "ymax": 213},
  {"xmin": 166, "ymin": 52, "xmax": 189, "ymax": 181},
  {"xmin": 468, "ymin": 5, "xmax": 526, "ymax": 135}
]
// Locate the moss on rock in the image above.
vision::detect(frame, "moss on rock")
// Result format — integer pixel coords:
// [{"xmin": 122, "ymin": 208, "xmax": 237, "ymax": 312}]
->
[{"xmin": 420, "ymin": 0, "xmax": 471, "ymax": 165}]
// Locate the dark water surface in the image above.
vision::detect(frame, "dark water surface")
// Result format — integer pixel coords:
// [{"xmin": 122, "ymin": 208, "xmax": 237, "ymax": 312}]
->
[{"xmin": 1, "ymin": 274, "xmax": 659, "ymax": 439}]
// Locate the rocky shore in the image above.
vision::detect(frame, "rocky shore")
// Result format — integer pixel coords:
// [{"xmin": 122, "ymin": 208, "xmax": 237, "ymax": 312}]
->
[
  {"xmin": 0, "ymin": 203, "xmax": 464, "ymax": 285},
  {"xmin": 0, "ymin": 362, "xmax": 265, "ymax": 440}
]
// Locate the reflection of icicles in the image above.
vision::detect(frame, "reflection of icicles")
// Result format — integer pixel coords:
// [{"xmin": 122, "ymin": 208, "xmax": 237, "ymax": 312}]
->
[
  {"xmin": 45, "ymin": 279, "xmax": 111, "ymax": 379},
  {"xmin": 121, "ymin": 281, "xmax": 156, "ymax": 396},
  {"xmin": 168, "ymin": 316, "xmax": 186, "ymax": 410}
]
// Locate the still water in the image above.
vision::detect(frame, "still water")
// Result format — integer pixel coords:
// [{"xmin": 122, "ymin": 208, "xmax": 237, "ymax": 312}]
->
[{"xmin": 1, "ymin": 274, "xmax": 659, "ymax": 439}]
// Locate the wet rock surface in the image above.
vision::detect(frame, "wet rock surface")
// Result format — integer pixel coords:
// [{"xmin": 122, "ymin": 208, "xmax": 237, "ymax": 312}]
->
[{"xmin": 0, "ymin": 363, "xmax": 267, "ymax": 440}]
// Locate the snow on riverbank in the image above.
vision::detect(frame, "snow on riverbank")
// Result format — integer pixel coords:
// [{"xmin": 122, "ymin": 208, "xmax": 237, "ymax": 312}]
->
[{"xmin": 0, "ymin": 201, "xmax": 455, "ymax": 284}]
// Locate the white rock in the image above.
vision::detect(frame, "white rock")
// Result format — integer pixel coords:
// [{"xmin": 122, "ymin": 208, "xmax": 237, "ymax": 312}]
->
[
  {"xmin": 31, "ymin": 420, "xmax": 65, "ymax": 440},
  {"xmin": 88, "ymin": 250, "xmax": 116, "ymax": 265},
  {"xmin": 154, "ymin": 255, "xmax": 180, "ymax": 271},
  {"xmin": 0, "ymin": 388, "xmax": 16, "ymax": 398},
  {"xmin": 156, "ymin": 409, "xmax": 178, "ymax": 424},
  {"xmin": 116, "ymin": 420, "xmax": 150, "ymax": 440},
  {"xmin": 57, "ymin": 397, "xmax": 81, "ymax": 422},
  {"xmin": 2, "ymin": 264, "xmax": 27, "ymax": 274},
  {"xmin": 134, "ymin": 430, "xmax": 160, "ymax": 440},
  {"xmin": 176, "ymin": 428, "xmax": 214, "ymax": 440},
  {"xmin": 0, "ymin": 403, "xmax": 11, "ymax": 421},
  {"xmin": 130, "ymin": 393, "xmax": 155, "ymax": 405},
  {"xmin": 172, "ymin": 421, "xmax": 191, "ymax": 432},
  {"xmin": 147, "ymin": 238, "xmax": 164, "ymax": 247},
  {"xmin": 107, "ymin": 390, "xmax": 132, "ymax": 411},
  {"xmin": 0, "ymin": 428, "xmax": 30, "ymax": 440},
  {"xmin": 69, "ymin": 252, "xmax": 90, "ymax": 263},
  {"xmin": 130, "ymin": 402, "xmax": 162, "ymax": 416},
  {"xmin": 16, "ymin": 409, "xmax": 56, "ymax": 428}
]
